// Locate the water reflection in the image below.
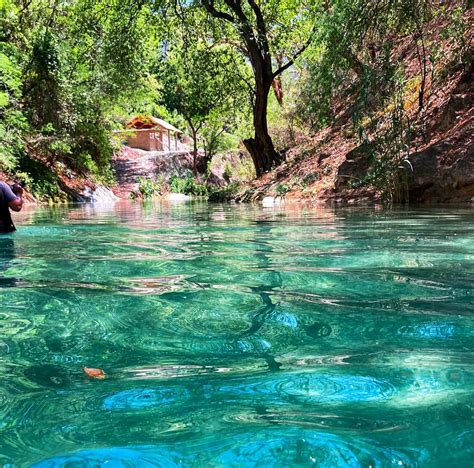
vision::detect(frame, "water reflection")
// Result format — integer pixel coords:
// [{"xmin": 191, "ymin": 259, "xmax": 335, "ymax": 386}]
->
[{"xmin": 0, "ymin": 237, "xmax": 17, "ymax": 287}]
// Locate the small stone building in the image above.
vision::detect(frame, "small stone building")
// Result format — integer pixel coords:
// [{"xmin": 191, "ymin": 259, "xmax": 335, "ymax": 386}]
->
[{"xmin": 125, "ymin": 115, "xmax": 182, "ymax": 152}]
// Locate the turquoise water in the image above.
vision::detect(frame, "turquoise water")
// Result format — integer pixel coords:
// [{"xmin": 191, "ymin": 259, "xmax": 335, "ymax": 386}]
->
[{"xmin": 0, "ymin": 202, "xmax": 473, "ymax": 467}]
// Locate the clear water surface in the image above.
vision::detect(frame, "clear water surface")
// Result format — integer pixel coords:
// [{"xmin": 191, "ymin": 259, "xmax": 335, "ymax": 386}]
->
[{"xmin": 0, "ymin": 202, "xmax": 473, "ymax": 467}]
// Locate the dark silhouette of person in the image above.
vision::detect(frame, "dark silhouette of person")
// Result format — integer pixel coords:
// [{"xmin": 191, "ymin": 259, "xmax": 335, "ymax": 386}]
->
[{"xmin": 0, "ymin": 181, "xmax": 24, "ymax": 233}]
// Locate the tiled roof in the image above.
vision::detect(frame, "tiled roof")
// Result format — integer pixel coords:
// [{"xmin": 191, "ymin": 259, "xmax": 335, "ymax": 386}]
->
[{"xmin": 126, "ymin": 115, "xmax": 182, "ymax": 133}]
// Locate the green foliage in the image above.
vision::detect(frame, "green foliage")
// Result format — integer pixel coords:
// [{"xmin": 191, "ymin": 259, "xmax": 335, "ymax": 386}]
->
[
  {"xmin": 275, "ymin": 183, "xmax": 290, "ymax": 196},
  {"xmin": 348, "ymin": 77, "xmax": 412, "ymax": 202},
  {"xmin": 223, "ymin": 163, "xmax": 232, "ymax": 180},
  {"xmin": 209, "ymin": 152, "xmax": 256, "ymax": 182},
  {"xmin": 207, "ymin": 182, "xmax": 240, "ymax": 202},
  {"xmin": 295, "ymin": 0, "xmax": 434, "ymax": 128},
  {"xmin": 235, "ymin": 156, "xmax": 256, "ymax": 181},
  {"xmin": 17, "ymin": 154, "xmax": 65, "ymax": 201},
  {"xmin": 0, "ymin": 45, "xmax": 28, "ymax": 171},
  {"xmin": 201, "ymin": 110, "xmax": 242, "ymax": 161},
  {"xmin": 291, "ymin": 0, "xmax": 454, "ymax": 200},
  {"xmin": 156, "ymin": 27, "xmax": 248, "ymax": 171},
  {"xmin": 135, "ymin": 176, "xmax": 163, "ymax": 199},
  {"xmin": 0, "ymin": 0, "xmax": 468, "ymax": 203},
  {"xmin": 169, "ymin": 173, "xmax": 208, "ymax": 196},
  {"xmin": 440, "ymin": 6, "xmax": 471, "ymax": 68},
  {"xmin": 26, "ymin": 28, "xmax": 63, "ymax": 128},
  {"xmin": 299, "ymin": 172, "xmax": 320, "ymax": 188},
  {"xmin": 0, "ymin": 0, "xmax": 151, "ymax": 198}
]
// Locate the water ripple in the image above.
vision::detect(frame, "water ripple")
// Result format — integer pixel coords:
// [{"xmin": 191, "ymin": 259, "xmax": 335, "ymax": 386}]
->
[
  {"xmin": 219, "ymin": 372, "xmax": 395, "ymax": 403},
  {"xmin": 2, "ymin": 204, "xmax": 473, "ymax": 466},
  {"xmin": 103, "ymin": 387, "xmax": 190, "ymax": 411},
  {"xmin": 213, "ymin": 430, "xmax": 423, "ymax": 467},
  {"xmin": 30, "ymin": 430, "xmax": 426, "ymax": 467},
  {"xmin": 31, "ymin": 446, "xmax": 187, "ymax": 467}
]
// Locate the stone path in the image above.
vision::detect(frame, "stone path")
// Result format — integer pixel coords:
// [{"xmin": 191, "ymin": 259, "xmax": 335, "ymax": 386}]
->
[{"xmin": 111, "ymin": 146, "xmax": 194, "ymax": 198}]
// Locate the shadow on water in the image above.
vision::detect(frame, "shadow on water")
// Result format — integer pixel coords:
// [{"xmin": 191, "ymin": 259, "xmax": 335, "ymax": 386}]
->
[
  {"xmin": 238, "ymin": 219, "xmax": 284, "ymax": 372},
  {"xmin": 234, "ymin": 212, "xmax": 335, "ymax": 371}
]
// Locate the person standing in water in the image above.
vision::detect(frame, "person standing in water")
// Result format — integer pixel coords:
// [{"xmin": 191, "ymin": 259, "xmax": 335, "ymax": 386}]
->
[{"xmin": 0, "ymin": 181, "xmax": 24, "ymax": 233}]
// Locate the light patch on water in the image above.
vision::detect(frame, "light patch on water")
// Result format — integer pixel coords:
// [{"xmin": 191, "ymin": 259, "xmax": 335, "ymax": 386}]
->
[{"xmin": 398, "ymin": 322, "xmax": 456, "ymax": 339}]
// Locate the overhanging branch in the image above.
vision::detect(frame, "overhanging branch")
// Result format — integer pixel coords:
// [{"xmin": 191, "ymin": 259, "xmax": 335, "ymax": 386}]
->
[
  {"xmin": 246, "ymin": 0, "xmax": 267, "ymax": 37},
  {"xmin": 201, "ymin": 0, "xmax": 236, "ymax": 23},
  {"xmin": 272, "ymin": 27, "xmax": 316, "ymax": 79}
]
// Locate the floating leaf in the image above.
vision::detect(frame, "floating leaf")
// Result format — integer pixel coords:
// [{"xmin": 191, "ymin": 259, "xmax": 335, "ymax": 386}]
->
[{"xmin": 83, "ymin": 367, "xmax": 106, "ymax": 379}]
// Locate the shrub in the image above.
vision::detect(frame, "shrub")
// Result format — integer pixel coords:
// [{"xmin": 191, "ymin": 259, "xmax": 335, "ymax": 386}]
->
[
  {"xmin": 136, "ymin": 176, "xmax": 162, "ymax": 199},
  {"xmin": 223, "ymin": 162, "xmax": 232, "ymax": 180},
  {"xmin": 275, "ymin": 183, "xmax": 290, "ymax": 196},
  {"xmin": 169, "ymin": 173, "xmax": 208, "ymax": 196},
  {"xmin": 208, "ymin": 182, "xmax": 240, "ymax": 202},
  {"xmin": 18, "ymin": 154, "xmax": 66, "ymax": 201},
  {"xmin": 299, "ymin": 172, "xmax": 320, "ymax": 188}
]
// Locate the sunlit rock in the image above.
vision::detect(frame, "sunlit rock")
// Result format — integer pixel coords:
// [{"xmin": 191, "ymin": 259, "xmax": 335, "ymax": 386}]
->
[
  {"xmin": 167, "ymin": 193, "xmax": 191, "ymax": 201},
  {"xmin": 262, "ymin": 196, "xmax": 284, "ymax": 207}
]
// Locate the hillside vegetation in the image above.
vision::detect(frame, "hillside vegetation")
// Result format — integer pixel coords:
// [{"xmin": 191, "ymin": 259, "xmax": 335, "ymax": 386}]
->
[{"xmin": 0, "ymin": 0, "xmax": 472, "ymax": 203}]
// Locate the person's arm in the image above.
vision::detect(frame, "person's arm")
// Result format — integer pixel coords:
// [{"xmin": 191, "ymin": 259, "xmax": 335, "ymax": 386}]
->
[
  {"xmin": 9, "ymin": 198, "xmax": 23, "ymax": 212},
  {"xmin": 9, "ymin": 184, "xmax": 23, "ymax": 212},
  {"xmin": 0, "ymin": 182, "xmax": 23, "ymax": 212}
]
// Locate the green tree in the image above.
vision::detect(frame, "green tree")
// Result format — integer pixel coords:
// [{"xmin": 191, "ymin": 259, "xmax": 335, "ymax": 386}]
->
[
  {"xmin": 201, "ymin": 109, "xmax": 240, "ymax": 164},
  {"xmin": 0, "ymin": 0, "xmax": 153, "ymax": 188},
  {"xmin": 295, "ymin": 0, "xmax": 435, "ymax": 129},
  {"xmin": 198, "ymin": 0, "xmax": 316, "ymax": 176},
  {"xmin": 158, "ymin": 37, "xmax": 245, "ymax": 174}
]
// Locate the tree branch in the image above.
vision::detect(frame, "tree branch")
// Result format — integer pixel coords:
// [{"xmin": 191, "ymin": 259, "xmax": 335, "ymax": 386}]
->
[
  {"xmin": 272, "ymin": 27, "xmax": 316, "ymax": 79},
  {"xmin": 201, "ymin": 0, "xmax": 236, "ymax": 23},
  {"xmin": 246, "ymin": 0, "xmax": 267, "ymax": 37}
]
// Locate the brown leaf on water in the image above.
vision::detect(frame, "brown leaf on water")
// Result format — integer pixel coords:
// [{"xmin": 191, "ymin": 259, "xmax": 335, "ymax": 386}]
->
[{"xmin": 83, "ymin": 367, "xmax": 106, "ymax": 379}]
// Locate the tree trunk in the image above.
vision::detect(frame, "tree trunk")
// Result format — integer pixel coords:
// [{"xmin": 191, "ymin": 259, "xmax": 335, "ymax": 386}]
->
[
  {"xmin": 272, "ymin": 77, "xmax": 283, "ymax": 106},
  {"xmin": 201, "ymin": 0, "xmax": 309, "ymax": 178},
  {"xmin": 188, "ymin": 123, "xmax": 198, "ymax": 177},
  {"xmin": 272, "ymin": 54, "xmax": 284, "ymax": 105},
  {"xmin": 243, "ymin": 80, "xmax": 281, "ymax": 177},
  {"xmin": 196, "ymin": 151, "xmax": 212, "ymax": 174}
]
